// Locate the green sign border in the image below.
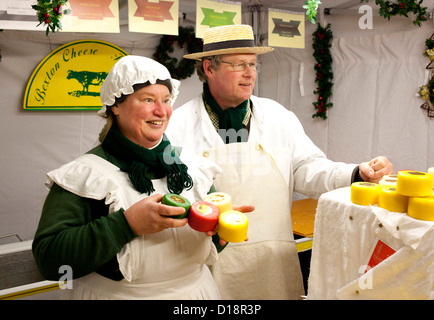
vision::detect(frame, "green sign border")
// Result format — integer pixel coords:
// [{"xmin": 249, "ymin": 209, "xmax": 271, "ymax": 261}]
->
[{"xmin": 23, "ymin": 39, "xmax": 128, "ymax": 111}]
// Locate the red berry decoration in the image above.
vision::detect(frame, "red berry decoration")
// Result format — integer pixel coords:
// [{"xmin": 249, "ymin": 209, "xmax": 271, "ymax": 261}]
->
[{"xmin": 32, "ymin": 0, "xmax": 71, "ymax": 35}]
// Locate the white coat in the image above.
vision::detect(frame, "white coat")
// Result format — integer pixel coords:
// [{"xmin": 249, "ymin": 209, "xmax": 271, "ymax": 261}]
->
[
  {"xmin": 167, "ymin": 94, "xmax": 357, "ymax": 201},
  {"xmin": 166, "ymin": 94, "xmax": 358, "ymax": 299}
]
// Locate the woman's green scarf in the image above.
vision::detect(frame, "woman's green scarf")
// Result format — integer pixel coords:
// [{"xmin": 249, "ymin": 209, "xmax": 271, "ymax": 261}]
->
[
  {"xmin": 102, "ymin": 124, "xmax": 193, "ymax": 195},
  {"xmin": 203, "ymin": 83, "xmax": 248, "ymax": 143}
]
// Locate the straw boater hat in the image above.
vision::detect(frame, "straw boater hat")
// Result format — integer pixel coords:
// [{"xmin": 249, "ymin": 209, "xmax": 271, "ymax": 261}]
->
[{"xmin": 184, "ymin": 24, "xmax": 274, "ymax": 60}]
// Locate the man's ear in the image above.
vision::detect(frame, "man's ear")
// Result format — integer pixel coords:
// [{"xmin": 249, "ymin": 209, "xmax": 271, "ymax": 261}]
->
[{"xmin": 203, "ymin": 59, "xmax": 214, "ymax": 78}]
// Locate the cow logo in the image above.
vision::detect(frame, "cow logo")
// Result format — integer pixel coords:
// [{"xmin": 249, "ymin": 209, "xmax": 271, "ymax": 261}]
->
[
  {"xmin": 23, "ymin": 40, "xmax": 128, "ymax": 111},
  {"xmin": 66, "ymin": 70, "xmax": 108, "ymax": 97}
]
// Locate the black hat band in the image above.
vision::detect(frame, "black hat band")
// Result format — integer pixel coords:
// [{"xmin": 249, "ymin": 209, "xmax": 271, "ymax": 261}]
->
[{"xmin": 203, "ymin": 39, "xmax": 255, "ymax": 52}]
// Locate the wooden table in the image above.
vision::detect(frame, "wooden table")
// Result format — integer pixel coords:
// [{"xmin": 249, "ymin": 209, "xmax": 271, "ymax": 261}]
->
[{"xmin": 291, "ymin": 198, "xmax": 318, "ymax": 238}]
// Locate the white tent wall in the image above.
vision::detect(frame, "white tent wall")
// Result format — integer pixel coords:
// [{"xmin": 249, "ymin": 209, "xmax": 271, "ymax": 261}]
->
[
  {"xmin": 256, "ymin": 9, "xmax": 434, "ymax": 168},
  {"xmin": 0, "ymin": 1, "xmax": 433, "ymax": 242}
]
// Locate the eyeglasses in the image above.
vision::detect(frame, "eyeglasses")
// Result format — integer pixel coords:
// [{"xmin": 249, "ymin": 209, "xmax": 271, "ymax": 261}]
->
[{"xmin": 220, "ymin": 60, "xmax": 260, "ymax": 72}]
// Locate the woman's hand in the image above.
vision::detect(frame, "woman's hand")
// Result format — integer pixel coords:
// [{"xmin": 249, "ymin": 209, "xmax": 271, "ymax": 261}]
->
[
  {"xmin": 123, "ymin": 194, "xmax": 188, "ymax": 236},
  {"xmin": 206, "ymin": 204, "xmax": 255, "ymax": 245}
]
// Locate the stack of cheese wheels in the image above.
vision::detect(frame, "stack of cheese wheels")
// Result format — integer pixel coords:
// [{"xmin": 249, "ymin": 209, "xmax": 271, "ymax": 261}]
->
[
  {"xmin": 396, "ymin": 170, "xmax": 434, "ymax": 221},
  {"xmin": 379, "ymin": 174, "xmax": 408, "ymax": 213},
  {"xmin": 161, "ymin": 193, "xmax": 191, "ymax": 219},
  {"xmin": 352, "ymin": 170, "xmax": 434, "ymax": 221},
  {"xmin": 203, "ymin": 192, "xmax": 248, "ymax": 242},
  {"xmin": 188, "ymin": 201, "xmax": 220, "ymax": 232},
  {"xmin": 351, "ymin": 182, "xmax": 381, "ymax": 206}
]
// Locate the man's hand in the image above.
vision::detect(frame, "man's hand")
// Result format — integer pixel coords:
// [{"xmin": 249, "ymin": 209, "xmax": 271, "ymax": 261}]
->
[{"xmin": 359, "ymin": 156, "xmax": 393, "ymax": 183}]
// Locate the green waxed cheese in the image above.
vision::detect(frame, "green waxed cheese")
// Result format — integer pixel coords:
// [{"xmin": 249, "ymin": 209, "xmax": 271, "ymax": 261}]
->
[{"xmin": 161, "ymin": 193, "xmax": 191, "ymax": 219}]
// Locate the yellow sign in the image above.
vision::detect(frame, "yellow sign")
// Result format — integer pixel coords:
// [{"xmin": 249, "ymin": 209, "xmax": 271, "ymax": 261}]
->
[
  {"xmin": 61, "ymin": 0, "xmax": 121, "ymax": 33},
  {"xmin": 128, "ymin": 0, "xmax": 179, "ymax": 35},
  {"xmin": 196, "ymin": 0, "xmax": 241, "ymax": 38},
  {"xmin": 268, "ymin": 9, "xmax": 305, "ymax": 49},
  {"xmin": 23, "ymin": 40, "xmax": 128, "ymax": 111}
]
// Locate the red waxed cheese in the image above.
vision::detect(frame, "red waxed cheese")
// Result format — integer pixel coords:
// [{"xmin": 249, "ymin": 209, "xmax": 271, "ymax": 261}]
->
[{"xmin": 188, "ymin": 201, "xmax": 220, "ymax": 232}]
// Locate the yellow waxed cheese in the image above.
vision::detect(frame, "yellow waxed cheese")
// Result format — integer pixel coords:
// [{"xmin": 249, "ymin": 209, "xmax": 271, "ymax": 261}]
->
[
  {"xmin": 408, "ymin": 196, "xmax": 434, "ymax": 221},
  {"xmin": 351, "ymin": 182, "xmax": 381, "ymax": 206},
  {"xmin": 396, "ymin": 171, "xmax": 432, "ymax": 197},
  {"xmin": 379, "ymin": 174, "xmax": 398, "ymax": 189},
  {"xmin": 218, "ymin": 210, "xmax": 248, "ymax": 243},
  {"xmin": 203, "ymin": 192, "xmax": 232, "ymax": 213},
  {"xmin": 379, "ymin": 186, "xmax": 408, "ymax": 213},
  {"xmin": 428, "ymin": 167, "xmax": 434, "ymax": 189}
]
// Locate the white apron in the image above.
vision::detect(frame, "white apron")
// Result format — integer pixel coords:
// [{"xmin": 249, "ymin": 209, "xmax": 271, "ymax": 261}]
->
[
  {"xmin": 204, "ymin": 142, "xmax": 305, "ymax": 300},
  {"xmin": 47, "ymin": 153, "xmax": 221, "ymax": 300}
]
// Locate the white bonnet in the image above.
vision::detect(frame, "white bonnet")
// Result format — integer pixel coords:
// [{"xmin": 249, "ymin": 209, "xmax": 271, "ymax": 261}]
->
[{"xmin": 98, "ymin": 55, "xmax": 181, "ymax": 117}]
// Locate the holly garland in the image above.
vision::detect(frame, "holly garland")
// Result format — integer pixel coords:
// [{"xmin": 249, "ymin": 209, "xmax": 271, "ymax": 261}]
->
[
  {"xmin": 424, "ymin": 33, "xmax": 434, "ymax": 69},
  {"xmin": 419, "ymin": 32, "xmax": 434, "ymax": 117},
  {"xmin": 153, "ymin": 26, "xmax": 203, "ymax": 80},
  {"xmin": 361, "ymin": 0, "xmax": 428, "ymax": 26},
  {"xmin": 312, "ymin": 23, "xmax": 333, "ymax": 120},
  {"xmin": 32, "ymin": 0, "xmax": 71, "ymax": 36}
]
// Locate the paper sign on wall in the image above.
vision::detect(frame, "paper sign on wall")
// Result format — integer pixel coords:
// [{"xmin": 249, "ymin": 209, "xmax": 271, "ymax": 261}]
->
[
  {"xmin": 268, "ymin": 8, "xmax": 305, "ymax": 49},
  {"xmin": 196, "ymin": 0, "xmax": 241, "ymax": 38},
  {"xmin": 128, "ymin": 0, "xmax": 179, "ymax": 35},
  {"xmin": 61, "ymin": 0, "xmax": 120, "ymax": 33},
  {"xmin": 0, "ymin": 0, "xmax": 46, "ymax": 31},
  {"xmin": 23, "ymin": 40, "xmax": 128, "ymax": 111}
]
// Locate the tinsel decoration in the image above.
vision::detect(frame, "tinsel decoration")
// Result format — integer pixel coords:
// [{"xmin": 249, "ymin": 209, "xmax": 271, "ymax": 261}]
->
[
  {"xmin": 312, "ymin": 23, "xmax": 333, "ymax": 120},
  {"xmin": 32, "ymin": 0, "xmax": 71, "ymax": 36},
  {"xmin": 419, "ymin": 32, "xmax": 434, "ymax": 117},
  {"xmin": 361, "ymin": 0, "xmax": 428, "ymax": 26},
  {"xmin": 153, "ymin": 26, "xmax": 203, "ymax": 80}
]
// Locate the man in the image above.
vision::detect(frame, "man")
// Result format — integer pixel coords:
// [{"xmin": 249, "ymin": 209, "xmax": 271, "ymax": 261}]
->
[{"xmin": 166, "ymin": 24, "xmax": 393, "ymax": 299}]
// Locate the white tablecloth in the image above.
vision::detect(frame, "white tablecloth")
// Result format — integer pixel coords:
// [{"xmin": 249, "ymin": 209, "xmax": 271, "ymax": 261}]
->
[{"xmin": 307, "ymin": 187, "xmax": 433, "ymax": 300}]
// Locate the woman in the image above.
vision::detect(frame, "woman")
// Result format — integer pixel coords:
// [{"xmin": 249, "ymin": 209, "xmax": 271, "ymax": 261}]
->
[{"xmin": 32, "ymin": 55, "xmax": 227, "ymax": 299}]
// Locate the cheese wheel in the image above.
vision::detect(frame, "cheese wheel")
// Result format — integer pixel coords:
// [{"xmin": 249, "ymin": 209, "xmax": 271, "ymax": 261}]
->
[
  {"xmin": 428, "ymin": 167, "xmax": 434, "ymax": 189},
  {"xmin": 379, "ymin": 186, "xmax": 408, "ymax": 213},
  {"xmin": 396, "ymin": 170, "xmax": 432, "ymax": 197},
  {"xmin": 351, "ymin": 182, "xmax": 381, "ymax": 206},
  {"xmin": 379, "ymin": 174, "xmax": 398, "ymax": 189},
  {"xmin": 203, "ymin": 192, "xmax": 232, "ymax": 213},
  {"xmin": 408, "ymin": 196, "xmax": 434, "ymax": 221},
  {"xmin": 218, "ymin": 210, "xmax": 248, "ymax": 243},
  {"xmin": 161, "ymin": 193, "xmax": 191, "ymax": 219},
  {"xmin": 188, "ymin": 201, "xmax": 220, "ymax": 232}
]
